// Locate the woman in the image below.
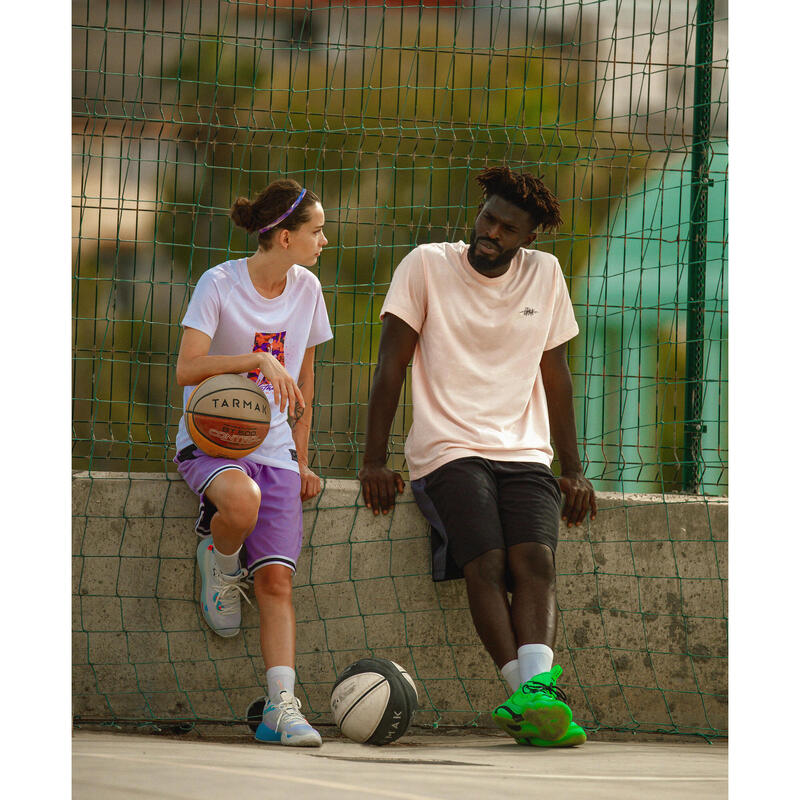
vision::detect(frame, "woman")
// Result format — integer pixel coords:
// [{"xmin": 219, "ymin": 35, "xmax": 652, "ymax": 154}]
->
[{"xmin": 174, "ymin": 179, "xmax": 332, "ymax": 747}]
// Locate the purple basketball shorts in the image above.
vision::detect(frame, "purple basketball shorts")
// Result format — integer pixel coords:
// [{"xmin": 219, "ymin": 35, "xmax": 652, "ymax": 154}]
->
[{"xmin": 175, "ymin": 449, "xmax": 303, "ymax": 574}]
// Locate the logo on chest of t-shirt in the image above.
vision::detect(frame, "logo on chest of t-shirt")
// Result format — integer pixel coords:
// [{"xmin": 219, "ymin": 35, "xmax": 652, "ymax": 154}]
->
[
  {"xmin": 520, "ymin": 307, "xmax": 539, "ymax": 317},
  {"xmin": 247, "ymin": 331, "xmax": 287, "ymax": 393}
]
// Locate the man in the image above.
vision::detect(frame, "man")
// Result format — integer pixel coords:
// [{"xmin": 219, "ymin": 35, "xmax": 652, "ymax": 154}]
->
[{"xmin": 358, "ymin": 166, "xmax": 596, "ymax": 748}]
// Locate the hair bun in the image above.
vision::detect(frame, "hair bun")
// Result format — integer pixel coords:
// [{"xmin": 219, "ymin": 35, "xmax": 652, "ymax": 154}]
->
[{"xmin": 230, "ymin": 197, "xmax": 255, "ymax": 231}]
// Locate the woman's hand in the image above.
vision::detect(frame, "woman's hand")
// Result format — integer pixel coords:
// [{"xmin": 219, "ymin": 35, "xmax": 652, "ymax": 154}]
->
[
  {"xmin": 299, "ymin": 462, "xmax": 322, "ymax": 502},
  {"xmin": 255, "ymin": 352, "xmax": 305, "ymax": 417}
]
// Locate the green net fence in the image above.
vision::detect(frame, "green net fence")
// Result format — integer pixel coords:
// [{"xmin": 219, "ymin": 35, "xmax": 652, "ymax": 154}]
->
[{"xmin": 72, "ymin": 0, "xmax": 727, "ymax": 738}]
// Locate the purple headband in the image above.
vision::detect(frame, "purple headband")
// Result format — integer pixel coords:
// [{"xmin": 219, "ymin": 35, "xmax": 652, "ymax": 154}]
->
[{"xmin": 257, "ymin": 188, "xmax": 308, "ymax": 234}]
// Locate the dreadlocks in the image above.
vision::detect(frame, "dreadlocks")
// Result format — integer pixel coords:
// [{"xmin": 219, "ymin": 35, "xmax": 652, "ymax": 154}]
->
[{"xmin": 476, "ymin": 166, "xmax": 563, "ymax": 232}]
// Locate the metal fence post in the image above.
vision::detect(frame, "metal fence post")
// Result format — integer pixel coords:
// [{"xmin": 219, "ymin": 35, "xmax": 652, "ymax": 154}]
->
[{"xmin": 682, "ymin": 0, "xmax": 715, "ymax": 493}]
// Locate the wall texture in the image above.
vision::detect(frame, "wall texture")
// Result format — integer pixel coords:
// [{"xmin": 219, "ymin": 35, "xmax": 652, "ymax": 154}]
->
[{"xmin": 72, "ymin": 472, "xmax": 727, "ymax": 736}]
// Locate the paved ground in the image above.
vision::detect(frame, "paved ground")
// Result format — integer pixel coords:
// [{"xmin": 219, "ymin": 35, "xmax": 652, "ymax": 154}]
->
[{"xmin": 73, "ymin": 730, "xmax": 727, "ymax": 800}]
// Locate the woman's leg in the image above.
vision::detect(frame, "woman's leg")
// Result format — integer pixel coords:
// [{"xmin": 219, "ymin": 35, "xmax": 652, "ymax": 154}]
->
[
  {"xmin": 193, "ymin": 468, "xmax": 260, "ymax": 637},
  {"xmin": 251, "ymin": 563, "xmax": 322, "ymax": 746},
  {"xmin": 253, "ymin": 564, "xmax": 296, "ymax": 670},
  {"xmin": 204, "ymin": 469, "xmax": 261, "ymax": 556}
]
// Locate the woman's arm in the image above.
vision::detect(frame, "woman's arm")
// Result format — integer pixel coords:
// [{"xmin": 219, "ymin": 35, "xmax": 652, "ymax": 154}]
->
[
  {"xmin": 175, "ymin": 327, "xmax": 304, "ymax": 416},
  {"xmin": 291, "ymin": 345, "xmax": 322, "ymax": 501}
]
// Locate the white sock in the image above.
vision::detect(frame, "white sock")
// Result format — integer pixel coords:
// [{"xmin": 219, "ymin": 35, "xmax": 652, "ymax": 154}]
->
[
  {"xmin": 518, "ymin": 643, "xmax": 554, "ymax": 684},
  {"xmin": 212, "ymin": 544, "xmax": 242, "ymax": 576},
  {"xmin": 267, "ymin": 666, "xmax": 296, "ymax": 705},
  {"xmin": 500, "ymin": 660, "xmax": 521, "ymax": 692}
]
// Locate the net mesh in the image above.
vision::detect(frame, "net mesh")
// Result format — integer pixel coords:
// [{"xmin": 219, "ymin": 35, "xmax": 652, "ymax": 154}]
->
[{"xmin": 72, "ymin": 0, "xmax": 727, "ymax": 738}]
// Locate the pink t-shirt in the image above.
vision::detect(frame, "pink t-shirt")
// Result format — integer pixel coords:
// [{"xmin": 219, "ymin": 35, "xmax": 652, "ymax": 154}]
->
[{"xmin": 381, "ymin": 241, "xmax": 579, "ymax": 480}]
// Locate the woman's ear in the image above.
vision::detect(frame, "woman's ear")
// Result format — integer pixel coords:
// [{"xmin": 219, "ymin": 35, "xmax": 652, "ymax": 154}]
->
[{"xmin": 278, "ymin": 228, "xmax": 292, "ymax": 249}]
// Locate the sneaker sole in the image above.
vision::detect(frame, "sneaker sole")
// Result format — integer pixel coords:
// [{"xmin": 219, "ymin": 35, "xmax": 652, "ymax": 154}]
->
[
  {"xmin": 493, "ymin": 702, "xmax": 571, "ymax": 741},
  {"xmin": 523, "ymin": 701, "xmax": 572, "ymax": 741},
  {"xmin": 254, "ymin": 723, "xmax": 321, "ymax": 747},
  {"xmin": 492, "ymin": 707, "xmax": 527, "ymax": 738},
  {"xmin": 516, "ymin": 726, "xmax": 587, "ymax": 748}
]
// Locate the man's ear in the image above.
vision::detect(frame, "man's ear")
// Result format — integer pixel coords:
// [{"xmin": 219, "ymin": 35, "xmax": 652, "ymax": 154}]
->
[{"xmin": 525, "ymin": 231, "xmax": 537, "ymax": 245}]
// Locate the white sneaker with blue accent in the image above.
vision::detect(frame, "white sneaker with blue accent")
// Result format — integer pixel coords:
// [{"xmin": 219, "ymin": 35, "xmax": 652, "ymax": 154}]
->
[
  {"xmin": 255, "ymin": 691, "xmax": 323, "ymax": 747},
  {"xmin": 196, "ymin": 536, "xmax": 250, "ymax": 638}
]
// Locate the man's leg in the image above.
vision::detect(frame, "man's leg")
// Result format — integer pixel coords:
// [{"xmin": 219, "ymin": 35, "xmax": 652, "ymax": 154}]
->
[
  {"xmin": 507, "ymin": 541, "xmax": 558, "ymax": 651},
  {"xmin": 497, "ymin": 463, "xmax": 561, "ymax": 678},
  {"xmin": 461, "ymin": 548, "xmax": 518, "ymax": 669},
  {"xmin": 413, "ymin": 460, "xmax": 516, "ymax": 669},
  {"xmin": 491, "ymin": 465, "xmax": 577, "ymax": 743}
]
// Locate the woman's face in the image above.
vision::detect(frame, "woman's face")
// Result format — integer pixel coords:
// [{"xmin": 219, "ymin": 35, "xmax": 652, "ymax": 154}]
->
[{"xmin": 286, "ymin": 202, "xmax": 328, "ymax": 266}]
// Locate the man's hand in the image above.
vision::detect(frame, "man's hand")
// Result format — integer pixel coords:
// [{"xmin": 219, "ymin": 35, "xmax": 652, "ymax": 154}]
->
[
  {"xmin": 358, "ymin": 462, "xmax": 405, "ymax": 515},
  {"xmin": 299, "ymin": 463, "xmax": 322, "ymax": 502},
  {"xmin": 557, "ymin": 471, "xmax": 597, "ymax": 527}
]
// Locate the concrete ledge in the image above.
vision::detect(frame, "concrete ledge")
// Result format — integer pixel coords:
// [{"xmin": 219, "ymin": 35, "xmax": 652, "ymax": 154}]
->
[{"xmin": 72, "ymin": 472, "xmax": 727, "ymax": 735}]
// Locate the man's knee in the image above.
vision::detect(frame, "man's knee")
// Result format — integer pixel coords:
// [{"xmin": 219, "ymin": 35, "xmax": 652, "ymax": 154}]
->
[
  {"xmin": 463, "ymin": 548, "xmax": 508, "ymax": 590},
  {"xmin": 507, "ymin": 542, "xmax": 556, "ymax": 586}
]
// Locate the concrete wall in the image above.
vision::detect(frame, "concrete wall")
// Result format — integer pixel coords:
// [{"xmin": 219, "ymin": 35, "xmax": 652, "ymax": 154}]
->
[{"xmin": 72, "ymin": 472, "xmax": 727, "ymax": 736}]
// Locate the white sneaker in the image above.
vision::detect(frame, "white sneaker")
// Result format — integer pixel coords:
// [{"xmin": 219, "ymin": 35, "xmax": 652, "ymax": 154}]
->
[
  {"xmin": 196, "ymin": 537, "xmax": 250, "ymax": 637},
  {"xmin": 255, "ymin": 691, "xmax": 322, "ymax": 747}
]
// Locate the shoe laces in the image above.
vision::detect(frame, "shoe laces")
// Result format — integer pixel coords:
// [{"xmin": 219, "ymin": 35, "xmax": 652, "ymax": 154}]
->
[
  {"xmin": 520, "ymin": 679, "xmax": 568, "ymax": 703},
  {"xmin": 274, "ymin": 693, "xmax": 307, "ymax": 727},
  {"xmin": 212, "ymin": 567, "xmax": 252, "ymax": 614}
]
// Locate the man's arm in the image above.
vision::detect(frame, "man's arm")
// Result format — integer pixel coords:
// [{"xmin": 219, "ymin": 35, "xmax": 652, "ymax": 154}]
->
[
  {"xmin": 358, "ymin": 313, "xmax": 419, "ymax": 515},
  {"xmin": 540, "ymin": 342, "xmax": 597, "ymax": 527}
]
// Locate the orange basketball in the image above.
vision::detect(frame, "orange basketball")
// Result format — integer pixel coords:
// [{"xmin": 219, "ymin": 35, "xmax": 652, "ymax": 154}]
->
[{"xmin": 185, "ymin": 374, "xmax": 271, "ymax": 459}]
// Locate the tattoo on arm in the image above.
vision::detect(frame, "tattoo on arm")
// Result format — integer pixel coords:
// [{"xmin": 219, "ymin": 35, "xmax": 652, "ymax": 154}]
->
[
  {"xmin": 288, "ymin": 402, "xmax": 305, "ymax": 428},
  {"xmin": 289, "ymin": 373, "xmax": 310, "ymax": 429}
]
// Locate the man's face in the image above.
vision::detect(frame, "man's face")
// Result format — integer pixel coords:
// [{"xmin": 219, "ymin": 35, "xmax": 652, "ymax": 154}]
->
[{"xmin": 467, "ymin": 194, "xmax": 536, "ymax": 276}]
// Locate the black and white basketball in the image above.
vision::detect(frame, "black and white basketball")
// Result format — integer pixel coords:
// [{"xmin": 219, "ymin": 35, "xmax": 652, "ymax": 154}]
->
[{"xmin": 330, "ymin": 658, "xmax": 418, "ymax": 745}]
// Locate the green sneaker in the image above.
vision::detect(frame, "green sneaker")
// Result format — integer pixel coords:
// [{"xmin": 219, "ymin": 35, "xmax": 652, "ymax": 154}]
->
[
  {"xmin": 516, "ymin": 721, "xmax": 587, "ymax": 748},
  {"xmin": 492, "ymin": 665, "xmax": 572, "ymax": 741}
]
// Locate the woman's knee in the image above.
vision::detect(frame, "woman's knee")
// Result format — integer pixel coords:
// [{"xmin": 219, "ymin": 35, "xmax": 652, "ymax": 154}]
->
[
  {"xmin": 208, "ymin": 472, "xmax": 261, "ymax": 533},
  {"xmin": 253, "ymin": 565, "xmax": 294, "ymax": 604}
]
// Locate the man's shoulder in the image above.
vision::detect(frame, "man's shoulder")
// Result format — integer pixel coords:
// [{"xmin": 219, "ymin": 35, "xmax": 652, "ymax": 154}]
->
[
  {"xmin": 518, "ymin": 248, "xmax": 564, "ymax": 281},
  {"xmin": 401, "ymin": 241, "xmax": 465, "ymax": 271},
  {"xmin": 412, "ymin": 241, "xmax": 465, "ymax": 257},
  {"xmin": 519, "ymin": 247, "xmax": 559, "ymax": 269}
]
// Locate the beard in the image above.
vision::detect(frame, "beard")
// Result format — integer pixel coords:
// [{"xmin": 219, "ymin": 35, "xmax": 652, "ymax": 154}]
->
[{"xmin": 467, "ymin": 229, "xmax": 519, "ymax": 273}]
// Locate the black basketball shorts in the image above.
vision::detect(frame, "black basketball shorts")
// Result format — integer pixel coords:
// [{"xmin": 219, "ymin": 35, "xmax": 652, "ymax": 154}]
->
[{"xmin": 410, "ymin": 457, "xmax": 562, "ymax": 582}]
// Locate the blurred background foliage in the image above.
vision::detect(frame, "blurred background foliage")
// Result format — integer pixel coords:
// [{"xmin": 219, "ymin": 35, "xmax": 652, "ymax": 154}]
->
[{"xmin": 73, "ymin": 0, "xmax": 727, "ymax": 494}]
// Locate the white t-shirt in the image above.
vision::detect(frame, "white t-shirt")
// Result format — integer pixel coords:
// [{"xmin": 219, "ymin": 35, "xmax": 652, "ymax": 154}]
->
[
  {"xmin": 175, "ymin": 258, "xmax": 333, "ymax": 472},
  {"xmin": 380, "ymin": 241, "xmax": 579, "ymax": 480}
]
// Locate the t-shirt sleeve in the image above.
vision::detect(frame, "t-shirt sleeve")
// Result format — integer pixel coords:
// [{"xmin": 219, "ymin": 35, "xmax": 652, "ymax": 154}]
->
[
  {"xmin": 380, "ymin": 247, "xmax": 427, "ymax": 333},
  {"xmin": 307, "ymin": 283, "xmax": 334, "ymax": 348},
  {"xmin": 544, "ymin": 261, "xmax": 580, "ymax": 350},
  {"xmin": 181, "ymin": 271, "xmax": 220, "ymax": 339}
]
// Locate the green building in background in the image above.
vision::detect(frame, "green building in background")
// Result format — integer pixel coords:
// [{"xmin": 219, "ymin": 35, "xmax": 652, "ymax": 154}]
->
[{"xmin": 573, "ymin": 143, "xmax": 727, "ymax": 495}]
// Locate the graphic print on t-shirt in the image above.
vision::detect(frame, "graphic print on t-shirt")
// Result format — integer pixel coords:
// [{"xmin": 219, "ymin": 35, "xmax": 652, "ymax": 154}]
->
[{"xmin": 247, "ymin": 331, "xmax": 286, "ymax": 393}]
